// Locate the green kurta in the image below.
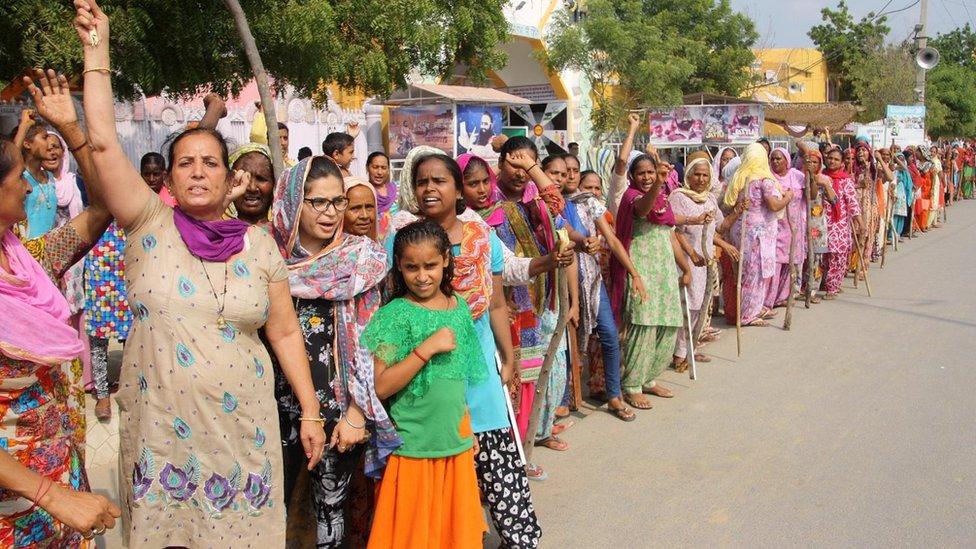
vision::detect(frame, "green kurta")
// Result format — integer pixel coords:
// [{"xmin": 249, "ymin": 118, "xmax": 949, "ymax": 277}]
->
[
  {"xmin": 622, "ymin": 219, "xmax": 682, "ymax": 393},
  {"xmin": 625, "ymin": 220, "xmax": 682, "ymax": 328}
]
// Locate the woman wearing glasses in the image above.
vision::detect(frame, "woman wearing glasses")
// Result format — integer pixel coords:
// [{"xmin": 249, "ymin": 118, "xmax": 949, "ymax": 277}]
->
[{"xmin": 270, "ymin": 156, "xmax": 398, "ymax": 547}]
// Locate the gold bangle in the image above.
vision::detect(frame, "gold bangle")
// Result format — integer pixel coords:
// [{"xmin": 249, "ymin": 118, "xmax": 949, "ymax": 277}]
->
[
  {"xmin": 299, "ymin": 417, "xmax": 325, "ymax": 423},
  {"xmin": 83, "ymin": 67, "xmax": 111, "ymax": 75}
]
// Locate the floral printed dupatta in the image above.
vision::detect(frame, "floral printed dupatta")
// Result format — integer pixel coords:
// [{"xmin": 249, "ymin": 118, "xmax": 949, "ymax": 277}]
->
[{"xmin": 271, "ymin": 158, "xmax": 400, "ymax": 477}]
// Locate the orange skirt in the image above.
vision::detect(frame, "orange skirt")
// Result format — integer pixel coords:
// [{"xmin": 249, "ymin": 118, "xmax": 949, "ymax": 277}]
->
[{"xmin": 367, "ymin": 449, "xmax": 486, "ymax": 549}]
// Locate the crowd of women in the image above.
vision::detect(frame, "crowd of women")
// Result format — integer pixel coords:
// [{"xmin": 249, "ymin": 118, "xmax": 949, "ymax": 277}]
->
[{"xmin": 2, "ymin": 1, "xmax": 975, "ymax": 548}]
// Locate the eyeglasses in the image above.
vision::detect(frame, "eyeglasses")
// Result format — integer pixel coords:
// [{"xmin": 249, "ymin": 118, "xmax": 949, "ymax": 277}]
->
[{"xmin": 302, "ymin": 196, "xmax": 349, "ymax": 213}]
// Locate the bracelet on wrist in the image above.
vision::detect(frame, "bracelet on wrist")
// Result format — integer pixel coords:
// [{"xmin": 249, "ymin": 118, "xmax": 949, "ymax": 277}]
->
[
  {"xmin": 83, "ymin": 67, "xmax": 111, "ymax": 76},
  {"xmin": 29, "ymin": 478, "xmax": 53, "ymax": 512},
  {"xmin": 412, "ymin": 348, "xmax": 429, "ymax": 363},
  {"xmin": 69, "ymin": 140, "xmax": 89, "ymax": 153},
  {"xmin": 342, "ymin": 415, "xmax": 366, "ymax": 430},
  {"xmin": 299, "ymin": 417, "xmax": 325, "ymax": 424}
]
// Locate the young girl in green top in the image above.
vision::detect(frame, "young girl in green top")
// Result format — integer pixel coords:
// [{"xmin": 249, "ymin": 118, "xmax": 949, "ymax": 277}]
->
[{"xmin": 362, "ymin": 219, "xmax": 487, "ymax": 549}]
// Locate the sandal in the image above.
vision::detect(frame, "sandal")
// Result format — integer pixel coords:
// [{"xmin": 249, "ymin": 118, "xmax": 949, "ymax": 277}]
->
[
  {"xmin": 95, "ymin": 397, "xmax": 112, "ymax": 422},
  {"xmin": 608, "ymin": 405, "xmax": 636, "ymax": 422},
  {"xmin": 525, "ymin": 463, "xmax": 548, "ymax": 481},
  {"xmin": 555, "ymin": 406, "xmax": 570, "ymax": 419},
  {"xmin": 535, "ymin": 436, "xmax": 569, "ymax": 451},
  {"xmin": 694, "ymin": 353, "xmax": 712, "ymax": 363},
  {"xmin": 745, "ymin": 318, "xmax": 769, "ymax": 327},
  {"xmin": 761, "ymin": 308, "xmax": 779, "ymax": 319},
  {"xmin": 699, "ymin": 332, "xmax": 720, "ymax": 343},
  {"xmin": 624, "ymin": 393, "xmax": 653, "ymax": 410},
  {"xmin": 673, "ymin": 360, "xmax": 689, "ymax": 373},
  {"xmin": 824, "ymin": 293, "xmax": 837, "ymax": 301}
]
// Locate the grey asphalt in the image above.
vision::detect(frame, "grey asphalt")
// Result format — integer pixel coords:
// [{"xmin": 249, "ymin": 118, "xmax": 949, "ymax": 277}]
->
[{"xmin": 526, "ymin": 201, "xmax": 976, "ymax": 548}]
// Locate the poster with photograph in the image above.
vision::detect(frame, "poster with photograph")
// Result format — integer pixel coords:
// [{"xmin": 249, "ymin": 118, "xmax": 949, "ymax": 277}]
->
[
  {"xmin": 648, "ymin": 106, "xmax": 703, "ymax": 145},
  {"xmin": 721, "ymin": 104, "xmax": 763, "ymax": 144},
  {"xmin": 456, "ymin": 105, "xmax": 504, "ymax": 160},
  {"xmin": 649, "ymin": 104, "xmax": 764, "ymax": 146},
  {"xmin": 885, "ymin": 105, "xmax": 926, "ymax": 147},
  {"xmin": 388, "ymin": 105, "xmax": 455, "ymax": 159}
]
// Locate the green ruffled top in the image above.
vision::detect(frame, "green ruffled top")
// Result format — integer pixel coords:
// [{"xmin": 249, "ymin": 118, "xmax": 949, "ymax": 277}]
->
[
  {"xmin": 361, "ymin": 295, "xmax": 487, "ymax": 397},
  {"xmin": 361, "ymin": 295, "xmax": 488, "ymax": 457}
]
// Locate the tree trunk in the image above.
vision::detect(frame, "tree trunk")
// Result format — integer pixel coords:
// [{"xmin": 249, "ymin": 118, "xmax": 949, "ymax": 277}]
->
[{"xmin": 222, "ymin": 0, "xmax": 285, "ymax": 179}]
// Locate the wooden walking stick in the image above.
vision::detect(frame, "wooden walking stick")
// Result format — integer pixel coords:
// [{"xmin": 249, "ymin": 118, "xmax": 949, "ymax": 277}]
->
[
  {"xmin": 850, "ymin": 221, "xmax": 873, "ymax": 297},
  {"xmin": 735, "ymin": 184, "xmax": 750, "ymax": 357},
  {"xmin": 804, "ymin": 168, "xmax": 816, "ymax": 308},
  {"xmin": 523, "ymin": 231, "xmax": 571, "ymax": 464},
  {"xmin": 783, "ymin": 196, "xmax": 797, "ymax": 331}
]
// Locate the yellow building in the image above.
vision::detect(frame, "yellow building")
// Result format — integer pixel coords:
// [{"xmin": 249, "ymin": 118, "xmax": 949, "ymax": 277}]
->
[{"xmin": 748, "ymin": 48, "xmax": 829, "ymax": 104}]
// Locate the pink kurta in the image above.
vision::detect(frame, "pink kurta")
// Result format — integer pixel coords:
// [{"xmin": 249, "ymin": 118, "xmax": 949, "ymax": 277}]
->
[{"xmin": 773, "ymin": 168, "xmax": 808, "ymax": 265}]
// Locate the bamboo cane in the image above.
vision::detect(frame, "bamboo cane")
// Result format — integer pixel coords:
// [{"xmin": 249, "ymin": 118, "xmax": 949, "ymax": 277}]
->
[
  {"xmin": 691, "ymin": 218, "xmax": 714, "ymax": 345},
  {"xmin": 783, "ymin": 196, "xmax": 797, "ymax": 331},
  {"xmin": 850, "ymin": 221, "xmax": 872, "ymax": 297},
  {"xmin": 804, "ymin": 168, "xmax": 816, "ymax": 308},
  {"xmin": 495, "ymin": 352, "xmax": 526, "ymax": 465},
  {"xmin": 735, "ymin": 184, "xmax": 750, "ymax": 357},
  {"xmin": 681, "ymin": 286, "xmax": 697, "ymax": 380},
  {"xmin": 522, "ymin": 232, "xmax": 571, "ymax": 464}
]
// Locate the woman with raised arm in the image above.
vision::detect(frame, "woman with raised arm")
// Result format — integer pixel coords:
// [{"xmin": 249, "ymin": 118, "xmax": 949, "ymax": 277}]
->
[
  {"xmin": 73, "ymin": 2, "xmax": 325, "ymax": 546},
  {"xmin": 1, "ymin": 65, "xmax": 121, "ymax": 545}
]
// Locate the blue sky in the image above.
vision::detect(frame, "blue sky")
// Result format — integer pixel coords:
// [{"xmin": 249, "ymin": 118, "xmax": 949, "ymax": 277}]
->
[{"xmin": 729, "ymin": 0, "xmax": 971, "ymax": 48}]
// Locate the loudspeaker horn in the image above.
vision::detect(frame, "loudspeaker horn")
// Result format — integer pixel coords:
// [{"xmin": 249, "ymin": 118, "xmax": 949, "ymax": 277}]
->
[{"xmin": 916, "ymin": 47, "xmax": 940, "ymax": 70}]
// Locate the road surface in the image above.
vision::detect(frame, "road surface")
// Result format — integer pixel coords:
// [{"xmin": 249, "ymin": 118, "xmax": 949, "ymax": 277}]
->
[{"xmin": 527, "ymin": 201, "xmax": 976, "ymax": 547}]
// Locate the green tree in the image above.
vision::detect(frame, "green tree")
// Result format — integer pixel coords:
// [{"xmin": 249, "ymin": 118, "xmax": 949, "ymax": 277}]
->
[
  {"xmin": 0, "ymin": 0, "xmax": 509, "ymax": 99},
  {"xmin": 542, "ymin": 0, "xmax": 757, "ymax": 135},
  {"xmin": 847, "ymin": 45, "xmax": 915, "ymax": 122},
  {"xmin": 808, "ymin": 0, "xmax": 890, "ymax": 101},
  {"xmin": 928, "ymin": 24, "xmax": 976, "ymax": 69},
  {"xmin": 925, "ymin": 64, "xmax": 976, "ymax": 138}
]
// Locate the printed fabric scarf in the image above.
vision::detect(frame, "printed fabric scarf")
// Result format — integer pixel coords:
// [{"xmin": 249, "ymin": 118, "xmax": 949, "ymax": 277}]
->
[
  {"xmin": 271, "ymin": 157, "xmax": 400, "ymax": 478},
  {"xmin": 390, "ymin": 210, "xmax": 493, "ymax": 320},
  {"xmin": 0, "ymin": 230, "xmax": 84, "ymax": 365},
  {"xmin": 451, "ymin": 221, "xmax": 493, "ymax": 320}
]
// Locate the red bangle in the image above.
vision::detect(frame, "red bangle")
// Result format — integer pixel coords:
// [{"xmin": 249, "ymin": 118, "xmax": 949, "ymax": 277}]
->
[{"xmin": 412, "ymin": 348, "xmax": 429, "ymax": 363}]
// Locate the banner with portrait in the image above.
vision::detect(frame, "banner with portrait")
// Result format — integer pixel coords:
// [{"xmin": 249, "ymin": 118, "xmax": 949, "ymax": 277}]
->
[
  {"xmin": 387, "ymin": 105, "xmax": 455, "ymax": 159},
  {"xmin": 647, "ymin": 104, "xmax": 764, "ymax": 146},
  {"xmin": 456, "ymin": 105, "xmax": 504, "ymax": 160}
]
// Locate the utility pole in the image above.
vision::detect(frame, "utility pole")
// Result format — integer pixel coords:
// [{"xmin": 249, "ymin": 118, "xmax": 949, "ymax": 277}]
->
[{"xmin": 914, "ymin": 0, "xmax": 929, "ymax": 105}]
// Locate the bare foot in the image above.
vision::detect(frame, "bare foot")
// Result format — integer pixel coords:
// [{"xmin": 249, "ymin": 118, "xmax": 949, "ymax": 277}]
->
[
  {"xmin": 624, "ymin": 393, "xmax": 653, "ymax": 409},
  {"xmin": 643, "ymin": 385, "xmax": 674, "ymax": 398}
]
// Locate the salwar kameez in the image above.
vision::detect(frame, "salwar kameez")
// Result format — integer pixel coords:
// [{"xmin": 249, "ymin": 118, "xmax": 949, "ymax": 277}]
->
[
  {"xmin": 725, "ymin": 178, "xmax": 780, "ymax": 325},
  {"xmin": 765, "ymin": 167, "xmax": 807, "ymax": 308},
  {"xmin": 668, "ymin": 192, "xmax": 723, "ymax": 359},
  {"xmin": 822, "ymin": 176, "xmax": 861, "ymax": 294},
  {"xmin": 621, "ymin": 221, "xmax": 682, "ymax": 393}
]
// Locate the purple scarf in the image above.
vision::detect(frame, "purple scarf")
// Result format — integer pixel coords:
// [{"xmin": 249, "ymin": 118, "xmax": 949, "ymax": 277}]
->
[
  {"xmin": 173, "ymin": 207, "xmax": 249, "ymax": 261},
  {"xmin": 375, "ymin": 180, "xmax": 398, "ymax": 214}
]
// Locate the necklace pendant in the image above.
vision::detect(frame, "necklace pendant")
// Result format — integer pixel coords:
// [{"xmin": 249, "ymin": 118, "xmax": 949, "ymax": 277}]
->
[{"xmin": 217, "ymin": 315, "xmax": 227, "ymax": 330}]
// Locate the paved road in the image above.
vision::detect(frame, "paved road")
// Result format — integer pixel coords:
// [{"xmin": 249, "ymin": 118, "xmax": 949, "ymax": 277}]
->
[{"xmin": 527, "ymin": 202, "xmax": 976, "ymax": 547}]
